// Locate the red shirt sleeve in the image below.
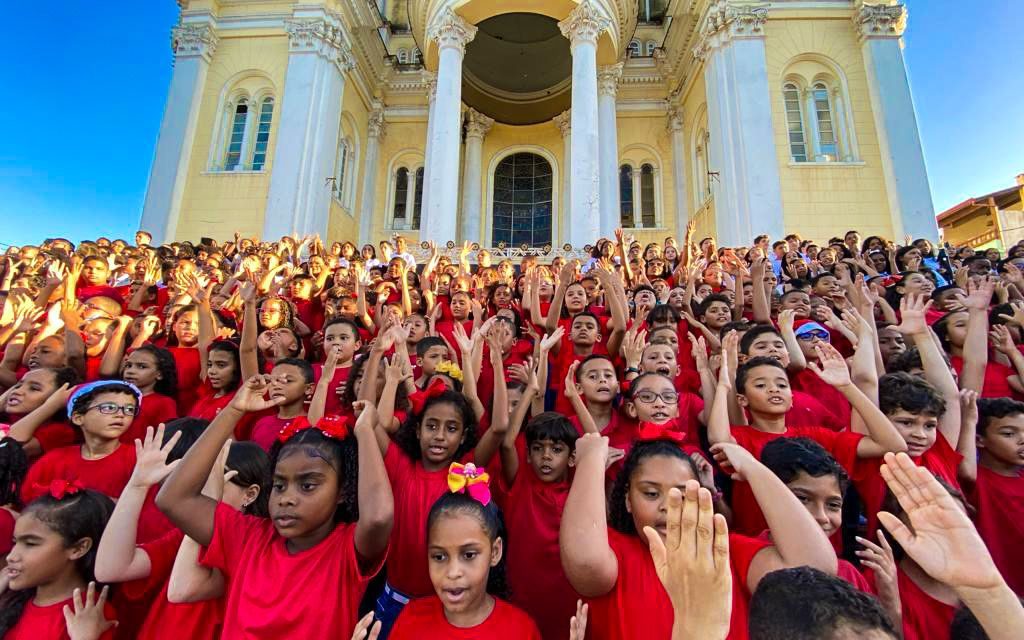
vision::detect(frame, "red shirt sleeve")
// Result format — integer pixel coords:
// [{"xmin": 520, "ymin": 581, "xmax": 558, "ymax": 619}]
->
[
  {"xmin": 120, "ymin": 529, "xmax": 185, "ymax": 601},
  {"xmin": 199, "ymin": 502, "xmax": 266, "ymax": 578}
]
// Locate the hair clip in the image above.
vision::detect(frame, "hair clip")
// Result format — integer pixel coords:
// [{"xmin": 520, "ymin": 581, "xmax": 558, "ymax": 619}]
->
[
  {"xmin": 637, "ymin": 419, "xmax": 687, "ymax": 443},
  {"xmin": 43, "ymin": 478, "xmax": 85, "ymax": 500},
  {"xmin": 434, "ymin": 360, "xmax": 463, "ymax": 383},
  {"xmin": 408, "ymin": 377, "xmax": 448, "ymax": 415},
  {"xmin": 447, "ymin": 462, "xmax": 491, "ymax": 506}
]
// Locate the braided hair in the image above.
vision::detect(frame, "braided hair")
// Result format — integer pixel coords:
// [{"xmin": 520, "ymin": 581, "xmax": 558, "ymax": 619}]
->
[{"xmin": 269, "ymin": 427, "xmax": 360, "ymax": 523}]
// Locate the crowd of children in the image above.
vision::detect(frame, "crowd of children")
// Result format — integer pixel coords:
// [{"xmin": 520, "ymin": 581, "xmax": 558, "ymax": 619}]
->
[{"xmin": 0, "ymin": 225, "xmax": 1023, "ymax": 639}]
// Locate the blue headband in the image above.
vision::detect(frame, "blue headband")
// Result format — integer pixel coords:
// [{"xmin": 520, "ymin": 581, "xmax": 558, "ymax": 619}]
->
[{"xmin": 67, "ymin": 380, "xmax": 143, "ymax": 416}]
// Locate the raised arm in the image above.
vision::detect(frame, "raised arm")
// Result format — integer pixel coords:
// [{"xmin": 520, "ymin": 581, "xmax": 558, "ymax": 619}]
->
[
  {"xmin": 564, "ymin": 361, "xmax": 599, "ymax": 434},
  {"xmin": 707, "ymin": 333, "xmax": 737, "ymax": 445},
  {"xmin": 560, "ymin": 433, "xmax": 618, "ymax": 597},
  {"xmin": 308, "ymin": 346, "xmax": 342, "ymax": 426},
  {"xmin": 474, "ymin": 331, "xmax": 510, "ymax": 467},
  {"xmin": 7, "ymin": 384, "xmax": 71, "ymax": 459},
  {"xmin": 959, "ymin": 278, "xmax": 995, "ymax": 394},
  {"xmin": 500, "ymin": 358, "xmax": 541, "ymax": 486},
  {"xmin": 351, "ymin": 401, "xmax": 394, "ymax": 572},
  {"xmin": 956, "ymin": 390, "xmax": 979, "ymax": 486},
  {"xmin": 98, "ymin": 316, "xmax": 132, "ymax": 379},
  {"xmin": 238, "ymin": 282, "xmax": 260, "ymax": 382},
  {"xmin": 544, "ymin": 262, "xmax": 575, "ymax": 333},
  {"xmin": 750, "ymin": 256, "xmax": 772, "ymax": 324}
]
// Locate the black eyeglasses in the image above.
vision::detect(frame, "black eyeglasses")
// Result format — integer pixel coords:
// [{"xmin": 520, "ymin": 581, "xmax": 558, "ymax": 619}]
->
[
  {"xmin": 86, "ymin": 402, "xmax": 138, "ymax": 417},
  {"xmin": 633, "ymin": 390, "xmax": 679, "ymax": 404}
]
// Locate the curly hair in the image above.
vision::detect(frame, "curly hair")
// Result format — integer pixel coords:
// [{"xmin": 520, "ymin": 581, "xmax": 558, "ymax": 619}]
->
[
  {"xmin": 0, "ymin": 438, "xmax": 29, "ymax": 508},
  {"xmin": 256, "ymin": 294, "xmax": 297, "ymax": 332},
  {"xmin": 394, "ymin": 391, "xmax": 478, "ymax": 464},
  {"xmin": 228, "ymin": 441, "xmax": 272, "ymax": 518},
  {"xmin": 427, "ymin": 491, "xmax": 510, "ymax": 599},
  {"xmin": 608, "ymin": 440, "xmax": 702, "ymax": 535},
  {"xmin": 131, "ymin": 344, "xmax": 179, "ymax": 397},
  {"xmin": 269, "ymin": 427, "xmax": 360, "ymax": 523}
]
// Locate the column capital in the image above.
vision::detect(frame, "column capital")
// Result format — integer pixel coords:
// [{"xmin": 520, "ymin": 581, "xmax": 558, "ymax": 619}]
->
[
  {"xmin": 693, "ymin": 1, "xmax": 769, "ymax": 61},
  {"xmin": 854, "ymin": 3, "xmax": 907, "ymax": 40},
  {"xmin": 558, "ymin": 0, "xmax": 611, "ymax": 48},
  {"xmin": 171, "ymin": 23, "xmax": 219, "ymax": 62},
  {"xmin": 428, "ymin": 8, "xmax": 477, "ymax": 55},
  {"xmin": 667, "ymin": 107, "xmax": 684, "ymax": 132},
  {"xmin": 597, "ymin": 62, "xmax": 624, "ymax": 98},
  {"xmin": 464, "ymin": 108, "xmax": 494, "ymax": 140},
  {"xmin": 285, "ymin": 19, "xmax": 354, "ymax": 71},
  {"xmin": 368, "ymin": 108, "xmax": 387, "ymax": 140},
  {"xmin": 553, "ymin": 110, "xmax": 571, "ymax": 138}
]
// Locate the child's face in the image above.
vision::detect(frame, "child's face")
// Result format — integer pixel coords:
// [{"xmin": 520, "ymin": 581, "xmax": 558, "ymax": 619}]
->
[
  {"xmin": 649, "ymin": 330, "xmax": 679, "ymax": 354},
  {"xmin": 565, "ymin": 284, "xmax": 588, "ymax": 312},
  {"xmin": 898, "ymin": 273, "xmax": 935, "ymax": 298},
  {"xmin": 428, "ymin": 512, "xmax": 502, "ymax": 616},
  {"xmin": 813, "ymin": 275, "xmax": 841, "ymax": 298},
  {"xmin": 404, "ymin": 315, "xmax": 429, "ymax": 343},
  {"xmin": 492, "ymin": 285, "xmax": 513, "ymax": 307},
  {"xmin": 6, "ymin": 512, "xmax": 90, "ymax": 591},
  {"xmin": 507, "ymin": 387, "xmax": 524, "ymax": 414},
  {"xmin": 27, "ymin": 336, "xmax": 66, "ymax": 369},
  {"xmin": 652, "ymin": 280, "xmax": 669, "ymax": 300},
  {"xmin": 420, "ymin": 345, "xmax": 448, "ymax": 376},
  {"xmin": 4, "ymin": 368, "xmax": 58, "ymax": 415},
  {"xmin": 289, "ymin": 279, "xmax": 313, "ymax": 299},
  {"xmin": 417, "ymin": 402, "xmax": 466, "ymax": 469},
  {"xmin": 700, "ymin": 301, "xmax": 731, "ymax": 330},
  {"xmin": 577, "ymin": 358, "xmax": 619, "ymax": 403},
  {"xmin": 581, "ymin": 279, "xmax": 599, "ymax": 303},
  {"xmin": 73, "ymin": 391, "xmax": 137, "ymax": 440},
  {"xmin": 324, "ymin": 324, "xmax": 361, "ymax": 363},
  {"xmin": 779, "ymin": 292, "xmax": 811, "ymax": 318},
  {"xmin": 876, "ymin": 326, "xmax": 907, "ymax": 364},
  {"xmin": 737, "ymin": 365, "xmax": 792, "ymax": 415},
  {"xmin": 667, "ymin": 288, "xmax": 686, "ymax": 310},
  {"xmin": 640, "ymin": 344, "xmax": 679, "ymax": 378},
  {"xmin": 122, "ymin": 350, "xmax": 161, "ymax": 391},
  {"xmin": 744, "ymin": 333, "xmax": 790, "ymax": 368},
  {"xmin": 207, "ymin": 349, "xmax": 238, "ymax": 391},
  {"xmin": 627, "ymin": 455, "xmax": 697, "ymax": 544},
  {"xmin": 173, "ymin": 310, "xmax": 199, "ymax": 345},
  {"xmin": 627, "ymin": 375, "xmax": 679, "ymax": 423},
  {"xmin": 528, "ymin": 438, "xmax": 573, "ymax": 483},
  {"xmin": 634, "ymin": 290, "xmax": 657, "ymax": 309},
  {"xmin": 268, "ymin": 364, "xmax": 312, "ymax": 406},
  {"xmin": 83, "ymin": 318, "xmax": 114, "ymax": 354},
  {"xmin": 786, "ymin": 471, "xmax": 843, "ymax": 539},
  {"xmin": 887, "ymin": 409, "xmax": 938, "ymax": 457},
  {"xmin": 979, "ymin": 413, "xmax": 1024, "ymax": 468},
  {"xmin": 935, "ymin": 288, "xmax": 965, "ymax": 312},
  {"xmin": 450, "ymin": 293, "xmax": 471, "ymax": 320},
  {"xmin": 260, "ymin": 299, "xmax": 287, "ymax": 328},
  {"xmin": 270, "ymin": 447, "xmax": 342, "ymax": 545},
  {"xmin": 942, "ymin": 312, "xmax": 969, "ymax": 348},
  {"xmin": 570, "ymin": 315, "xmax": 600, "ymax": 346}
]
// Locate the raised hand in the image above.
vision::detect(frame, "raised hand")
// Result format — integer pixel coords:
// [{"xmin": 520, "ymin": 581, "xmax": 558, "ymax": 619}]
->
[
  {"xmin": 878, "ymin": 452, "xmax": 1004, "ymax": 591},
  {"xmin": 988, "ymin": 323, "xmax": 1017, "ymax": 356},
  {"xmin": 896, "ymin": 293, "xmax": 932, "ymax": 336},
  {"xmin": 622, "ymin": 327, "xmax": 647, "ymax": 368},
  {"xmin": 855, "ymin": 530, "xmax": 901, "ymax": 621},
  {"xmin": 710, "ymin": 441, "xmax": 759, "ymax": 481},
  {"xmin": 807, "ymin": 343, "xmax": 853, "ymax": 388},
  {"xmin": 63, "ymin": 582, "xmax": 118, "ymax": 640},
  {"xmin": 352, "ymin": 400, "xmax": 378, "ymax": 435},
  {"xmin": 959, "ymin": 276, "xmax": 995, "ymax": 311},
  {"xmin": 230, "ymin": 375, "xmax": 285, "ymax": 413},
  {"xmin": 574, "ymin": 432, "xmax": 609, "ymax": 464},
  {"xmin": 568, "ymin": 600, "xmax": 589, "ymax": 640},
  {"xmin": 689, "ymin": 333, "xmax": 710, "ymax": 370},
  {"xmin": 349, "ymin": 612, "xmax": 381, "ymax": 640},
  {"xmin": 128, "ymin": 424, "xmax": 183, "ymax": 489},
  {"xmin": 564, "ymin": 361, "xmax": 582, "ymax": 400},
  {"xmin": 540, "ymin": 326, "xmax": 565, "ymax": 352}
]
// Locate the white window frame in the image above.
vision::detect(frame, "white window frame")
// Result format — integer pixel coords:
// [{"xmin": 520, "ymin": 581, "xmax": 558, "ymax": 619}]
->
[
  {"xmin": 627, "ymin": 40, "xmax": 641, "ymax": 57},
  {"xmin": 209, "ymin": 89, "xmax": 275, "ymax": 173},
  {"xmin": 645, "ymin": 40, "xmax": 657, "ymax": 57},
  {"xmin": 783, "ymin": 82, "xmax": 809, "ymax": 163}
]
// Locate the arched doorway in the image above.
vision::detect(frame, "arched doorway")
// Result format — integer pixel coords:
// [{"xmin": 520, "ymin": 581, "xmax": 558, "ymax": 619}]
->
[{"xmin": 491, "ymin": 152, "xmax": 553, "ymax": 247}]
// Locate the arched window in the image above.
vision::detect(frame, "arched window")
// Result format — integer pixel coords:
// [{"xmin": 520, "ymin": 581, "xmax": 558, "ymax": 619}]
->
[
  {"xmin": 619, "ymin": 165, "xmax": 634, "ymax": 227},
  {"xmin": 397, "ymin": 48, "xmax": 409, "ymax": 64},
  {"xmin": 783, "ymin": 83, "xmax": 808, "ymax": 163},
  {"xmin": 413, "ymin": 167, "xmax": 424, "ymax": 229},
  {"xmin": 214, "ymin": 88, "xmax": 275, "ymax": 172},
  {"xmin": 813, "ymin": 83, "xmax": 838, "ymax": 161},
  {"xmin": 645, "ymin": 41, "xmax": 657, "ymax": 57},
  {"xmin": 224, "ymin": 99, "xmax": 249, "ymax": 171},
  {"xmin": 333, "ymin": 137, "xmax": 356, "ymax": 207},
  {"xmin": 392, "ymin": 167, "xmax": 409, "ymax": 225},
  {"xmin": 694, "ymin": 126, "xmax": 711, "ymax": 206},
  {"xmin": 411, "ymin": 48, "xmax": 422, "ymax": 64},
  {"xmin": 640, "ymin": 164, "xmax": 656, "ymax": 227},
  {"xmin": 251, "ymin": 98, "xmax": 273, "ymax": 171},
  {"xmin": 627, "ymin": 40, "xmax": 641, "ymax": 57},
  {"xmin": 492, "ymin": 153, "xmax": 552, "ymax": 247}
]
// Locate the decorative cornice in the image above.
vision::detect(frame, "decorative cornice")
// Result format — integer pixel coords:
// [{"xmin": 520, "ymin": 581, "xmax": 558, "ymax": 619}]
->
[
  {"xmin": 285, "ymin": 18, "xmax": 354, "ymax": 72},
  {"xmin": 558, "ymin": 0, "xmax": 611, "ymax": 48},
  {"xmin": 367, "ymin": 108, "xmax": 387, "ymax": 140},
  {"xmin": 855, "ymin": 3, "xmax": 907, "ymax": 40},
  {"xmin": 427, "ymin": 8, "xmax": 477, "ymax": 55},
  {"xmin": 597, "ymin": 62, "xmax": 624, "ymax": 97},
  {"xmin": 553, "ymin": 110, "xmax": 571, "ymax": 138},
  {"xmin": 652, "ymin": 47, "xmax": 675, "ymax": 81},
  {"xmin": 693, "ymin": 1, "xmax": 769, "ymax": 62},
  {"xmin": 667, "ymin": 107, "xmax": 684, "ymax": 132},
  {"xmin": 464, "ymin": 108, "xmax": 495, "ymax": 140},
  {"xmin": 171, "ymin": 24, "xmax": 219, "ymax": 62}
]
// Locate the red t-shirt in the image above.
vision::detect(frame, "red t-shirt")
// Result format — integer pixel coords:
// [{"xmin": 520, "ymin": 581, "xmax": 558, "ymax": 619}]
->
[
  {"xmin": 4, "ymin": 596, "xmax": 116, "ymax": 640},
  {"xmin": 199, "ymin": 503, "xmax": 380, "ymax": 640},
  {"xmin": 121, "ymin": 529, "xmax": 223, "ymax": 640},
  {"xmin": 586, "ymin": 528, "xmax": 769, "ymax": 640},
  {"xmin": 390, "ymin": 596, "xmax": 542, "ymax": 640},
  {"xmin": 137, "ymin": 484, "xmax": 176, "ymax": 545},
  {"xmin": 22, "ymin": 443, "xmax": 136, "ymax": 503},
  {"xmin": 168, "ymin": 347, "xmax": 202, "ymax": 414},
  {"xmin": 189, "ymin": 385, "xmax": 235, "ymax": 421},
  {"xmin": 32, "ymin": 420, "xmax": 79, "ymax": 454},
  {"xmin": 312, "ymin": 363, "xmax": 352, "ymax": 417},
  {"xmin": 123, "ymin": 392, "xmax": 179, "ymax": 444},
  {"xmin": 967, "ymin": 466, "xmax": 1024, "ymax": 595},
  {"xmin": 790, "ymin": 369, "xmax": 851, "ymax": 431},
  {"xmin": 250, "ymin": 414, "xmax": 300, "ymax": 452},
  {"xmin": 0, "ymin": 507, "xmax": 15, "ymax": 557},
  {"xmin": 383, "ymin": 444, "xmax": 454, "ymax": 597},
  {"xmin": 729, "ymin": 425, "xmax": 863, "ymax": 535},
  {"xmin": 897, "ymin": 569, "xmax": 956, "ymax": 640},
  {"xmin": 951, "ymin": 356, "xmax": 1020, "ymax": 400},
  {"xmin": 502, "ymin": 456, "xmax": 580, "ymax": 640},
  {"xmin": 787, "ymin": 391, "xmax": 846, "ymax": 431}
]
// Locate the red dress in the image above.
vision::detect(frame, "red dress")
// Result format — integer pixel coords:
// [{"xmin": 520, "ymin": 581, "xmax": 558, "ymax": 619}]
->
[
  {"xmin": 390, "ymin": 596, "xmax": 542, "ymax": 640},
  {"xmin": 4, "ymin": 596, "xmax": 117, "ymax": 640},
  {"xmin": 22, "ymin": 443, "xmax": 136, "ymax": 503},
  {"xmin": 199, "ymin": 503, "xmax": 381, "ymax": 639},
  {"xmin": 967, "ymin": 466, "xmax": 1024, "ymax": 595}
]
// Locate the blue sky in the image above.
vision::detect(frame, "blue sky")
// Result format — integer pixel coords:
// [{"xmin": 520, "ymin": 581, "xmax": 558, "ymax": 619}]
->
[{"xmin": 0, "ymin": 1, "xmax": 1020, "ymax": 247}]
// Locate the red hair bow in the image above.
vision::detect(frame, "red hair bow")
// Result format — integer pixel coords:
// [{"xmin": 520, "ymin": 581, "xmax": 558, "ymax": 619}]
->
[
  {"xmin": 637, "ymin": 420, "xmax": 687, "ymax": 443},
  {"xmin": 879, "ymin": 274, "xmax": 903, "ymax": 288},
  {"xmin": 408, "ymin": 378, "xmax": 448, "ymax": 416},
  {"xmin": 277, "ymin": 415, "xmax": 352, "ymax": 443},
  {"xmin": 45, "ymin": 479, "xmax": 85, "ymax": 500},
  {"xmin": 277, "ymin": 416, "xmax": 312, "ymax": 443}
]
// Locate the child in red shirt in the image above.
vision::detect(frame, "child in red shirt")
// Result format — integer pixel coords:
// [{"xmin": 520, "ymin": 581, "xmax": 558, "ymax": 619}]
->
[
  {"xmin": 155, "ymin": 377, "xmax": 392, "ymax": 640},
  {"xmin": 313, "ymin": 318, "xmax": 363, "ymax": 416},
  {"xmin": 249, "ymin": 358, "xmax": 314, "ymax": 451},
  {"xmin": 22, "ymin": 381, "xmax": 142, "ymax": 502},
  {"xmin": 0, "ymin": 486, "xmax": 117, "ymax": 640},
  {"xmin": 561, "ymin": 434, "xmax": 838, "ymax": 640},
  {"xmin": 387, "ymin": 473, "xmax": 542, "ymax": 640},
  {"xmin": 4, "ymin": 366, "xmax": 80, "ymax": 459},
  {"xmin": 189, "ymin": 340, "xmax": 242, "ymax": 421},
  {"xmin": 120, "ymin": 345, "xmax": 179, "ymax": 444}
]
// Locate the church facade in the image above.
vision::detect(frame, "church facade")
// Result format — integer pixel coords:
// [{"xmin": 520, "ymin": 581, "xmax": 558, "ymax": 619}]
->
[{"xmin": 141, "ymin": 0, "xmax": 938, "ymax": 250}]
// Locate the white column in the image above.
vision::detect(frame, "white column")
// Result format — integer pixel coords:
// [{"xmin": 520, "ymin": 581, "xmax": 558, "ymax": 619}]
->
[
  {"xmin": 804, "ymin": 88, "xmax": 824, "ymax": 161},
  {"xmin": 419, "ymin": 71, "xmax": 437, "ymax": 239},
  {"xmin": 855, "ymin": 3, "xmax": 937, "ymax": 240},
  {"xmin": 597, "ymin": 62, "xmax": 623, "ymax": 239},
  {"xmin": 694, "ymin": 1, "xmax": 784, "ymax": 246},
  {"xmin": 667, "ymin": 108, "xmax": 689, "ymax": 235},
  {"xmin": 264, "ymin": 14, "xmax": 353, "ymax": 240},
  {"xmin": 424, "ymin": 9, "xmax": 476, "ymax": 245},
  {"xmin": 460, "ymin": 108, "xmax": 494, "ymax": 245},
  {"xmin": 357, "ymin": 107, "xmax": 386, "ymax": 245},
  {"xmin": 559, "ymin": 0, "xmax": 610, "ymax": 249},
  {"xmin": 553, "ymin": 111, "xmax": 571, "ymax": 243},
  {"xmin": 831, "ymin": 87, "xmax": 853, "ymax": 161},
  {"xmin": 403, "ymin": 165, "xmax": 418, "ymax": 223},
  {"xmin": 139, "ymin": 22, "xmax": 218, "ymax": 244}
]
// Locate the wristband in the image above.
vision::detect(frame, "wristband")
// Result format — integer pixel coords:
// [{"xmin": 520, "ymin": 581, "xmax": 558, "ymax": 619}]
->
[{"xmin": 624, "ymin": 366, "xmax": 640, "ymax": 375}]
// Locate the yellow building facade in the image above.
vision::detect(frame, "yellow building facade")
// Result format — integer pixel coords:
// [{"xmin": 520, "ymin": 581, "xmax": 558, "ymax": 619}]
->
[{"xmin": 141, "ymin": 0, "xmax": 939, "ymax": 251}]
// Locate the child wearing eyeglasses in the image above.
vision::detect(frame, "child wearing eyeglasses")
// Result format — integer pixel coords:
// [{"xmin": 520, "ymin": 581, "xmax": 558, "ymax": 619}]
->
[{"xmin": 21, "ymin": 380, "xmax": 141, "ymax": 503}]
